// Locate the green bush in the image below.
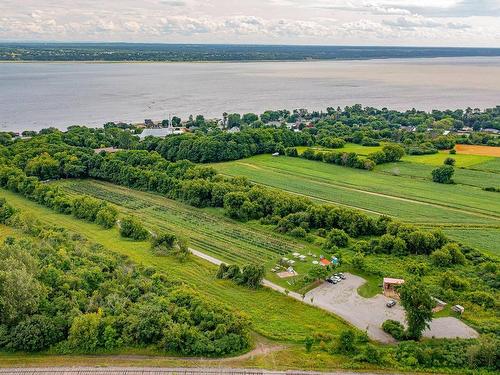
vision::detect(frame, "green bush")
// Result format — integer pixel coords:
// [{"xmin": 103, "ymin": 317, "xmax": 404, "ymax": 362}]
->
[
  {"xmin": 9, "ymin": 315, "xmax": 61, "ymax": 352},
  {"xmin": 382, "ymin": 319, "xmax": 406, "ymax": 340},
  {"xmin": 0, "ymin": 198, "xmax": 15, "ymax": 224},
  {"xmin": 323, "ymin": 228, "xmax": 349, "ymax": 250},
  {"xmin": 95, "ymin": 207, "xmax": 118, "ymax": 229},
  {"xmin": 432, "ymin": 165, "xmax": 454, "ymax": 184},
  {"xmin": 119, "ymin": 217, "xmax": 149, "ymax": 240},
  {"xmin": 68, "ymin": 312, "xmax": 102, "ymax": 352}
]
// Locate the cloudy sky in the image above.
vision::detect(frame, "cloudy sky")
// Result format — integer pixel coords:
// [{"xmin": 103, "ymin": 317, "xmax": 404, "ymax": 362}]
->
[{"xmin": 1, "ymin": 0, "xmax": 499, "ymax": 46}]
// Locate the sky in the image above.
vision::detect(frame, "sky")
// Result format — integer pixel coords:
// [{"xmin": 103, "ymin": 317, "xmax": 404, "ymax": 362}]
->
[{"xmin": 1, "ymin": 0, "xmax": 499, "ymax": 47}]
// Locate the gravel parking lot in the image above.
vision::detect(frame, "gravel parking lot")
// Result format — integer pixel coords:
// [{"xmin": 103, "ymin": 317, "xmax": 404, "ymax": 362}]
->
[{"xmin": 304, "ymin": 273, "xmax": 478, "ymax": 343}]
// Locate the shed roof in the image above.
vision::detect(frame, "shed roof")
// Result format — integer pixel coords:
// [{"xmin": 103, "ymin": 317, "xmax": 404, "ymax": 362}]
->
[{"xmin": 383, "ymin": 277, "xmax": 405, "ymax": 285}]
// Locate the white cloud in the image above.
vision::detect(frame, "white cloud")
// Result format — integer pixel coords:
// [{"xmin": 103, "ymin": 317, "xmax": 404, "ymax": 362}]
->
[{"xmin": 0, "ymin": 0, "xmax": 498, "ymax": 46}]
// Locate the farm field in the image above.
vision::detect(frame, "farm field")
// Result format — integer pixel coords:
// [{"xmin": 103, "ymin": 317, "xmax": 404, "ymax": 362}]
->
[
  {"xmin": 455, "ymin": 144, "xmax": 500, "ymax": 157},
  {"xmin": 402, "ymin": 152, "xmax": 494, "ymax": 167},
  {"xmin": 376, "ymin": 161, "xmax": 500, "ymax": 188},
  {"xmin": 212, "ymin": 155, "xmax": 500, "ymax": 256},
  {"xmin": 54, "ymin": 179, "xmax": 321, "ymax": 290},
  {"xmin": 0, "ymin": 187, "xmax": 352, "ymax": 343}
]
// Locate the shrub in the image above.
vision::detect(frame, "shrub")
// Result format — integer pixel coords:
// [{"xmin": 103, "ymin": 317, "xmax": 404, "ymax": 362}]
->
[
  {"xmin": 68, "ymin": 312, "xmax": 103, "ymax": 352},
  {"xmin": 152, "ymin": 232, "xmax": 175, "ymax": 246},
  {"xmin": 0, "ymin": 198, "xmax": 15, "ymax": 224},
  {"xmin": 95, "ymin": 207, "xmax": 118, "ymax": 229},
  {"xmin": 465, "ymin": 291, "xmax": 496, "ymax": 309},
  {"xmin": 382, "ymin": 319, "xmax": 406, "ymax": 340},
  {"xmin": 9, "ymin": 315, "xmax": 61, "ymax": 352},
  {"xmin": 290, "ymin": 227, "xmax": 307, "ymax": 238},
  {"xmin": 237, "ymin": 264, "xmax": 265, "ymax": 288},
  {"xmin": 432, "ymin": 165, "xmax": 454, "ymax": 184},
  {"xmin": 119, "ymin": 217, "xmax": 149, "ymax": 240},
  {"xmin": 284, "ymin": 147, "xmax": 298, "ymax": 157},
  {"xmin": 338, "ymin": 329, "xmax": 356, "ymax": 354},
  {"xmin": 304, "ymin": 336, "xmax": 314, "ymax": 352},
  {"xmin": 351, "ymin": 252, "xmax": 365, "ymax": 270},
  {"xmin": 449, "ymin": 149, "xmax": 456, "ymax": 154},
  {"xmin": 323, "ymin": 228, "xmax": 349, "ymax": 250},
  {"xmin": 382, "ymin": 144, "xmax": 405, "ymax": 162},
  {"xmin": 319, "ymin": 137, "xmax": 345, "ymax": 149},
  {"xmin": 440, "ymin": 271, "xmax": 468, "ymax": 291},
  {"xmin": 444, "ymin": 157, "xmax": 456, "ymax": 166}
]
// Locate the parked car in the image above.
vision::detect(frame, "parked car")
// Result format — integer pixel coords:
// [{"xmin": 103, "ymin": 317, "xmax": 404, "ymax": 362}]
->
[
  {"xmin": 338, "ymin": 273, "xmax": 346, "ymax": 280},
  {"xmin": 326, "ymin": 277, "xmax": 334, "ymax": 284},
  {"xmin": 386, "ymin": 300, "xmax": 396, "ymax": 308}
]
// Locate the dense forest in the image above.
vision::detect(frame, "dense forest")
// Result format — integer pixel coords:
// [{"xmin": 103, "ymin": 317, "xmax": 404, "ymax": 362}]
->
[
  {"xmin": 1, "ymin": 43, "xmax": 500, "ymax": 62},
  {"xmin": 0, "ymin": 200, "xmax": 250, "ymax": 355}
]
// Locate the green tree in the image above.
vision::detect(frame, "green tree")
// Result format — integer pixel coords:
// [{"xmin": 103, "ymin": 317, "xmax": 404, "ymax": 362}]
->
[
  {"xmin": 10, "ymin": 315, "xmax": 61, "ymax": 352},
  {"xmin": 68, "ymin": 311, "xmax": 103, "ymax": 352},
  {"xmin": 238, "ymin": 264, "xmax": 265, "ymax": 288},
  {"xmin": 119, "ymin": 217, "xmax": 149, "ymax": 240},
  {"xmin": 443, "ymin": 157, "xmax": 456, "ymax": 166},
  {"xmin": 431, "ymin": 165, "xmax": 454, "ymax": 184},
  {"xmin": 399, "ymin": 279, "xmax": 433, "ymax": 340},
  {"xmin": 95, "ymin": 207, "xmax": 118, "ymax": 229},
  {"xmin": 323, "ymin": 228, "xmax": 349, "ymax": 250},
  {"xmin": 25, "ymin": 153, "xmax": 60, "ymax": 180},
  {"xmin": 382, "ymin": 143, "xmax": 405, "ymax": 162}
]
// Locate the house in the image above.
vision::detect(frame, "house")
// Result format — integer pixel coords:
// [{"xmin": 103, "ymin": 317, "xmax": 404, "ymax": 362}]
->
[
  {"xmin": 320, "ymin": 258, "xmax": 331, "ymax": 266},
  {"xmin": 93, "ymin": 147, "xmax": 122, "ymax": 154},
  {"xmin": 482, "ymin": 128, "xmax": 500, "ymax": 135},
  {"xmin": 228, "ymin": 126, "xmax": 240, "ymax": 133},
  {"xmin": 383, "ymin": 277, "xmax": 405, "ymax": 298},
  {"xmin": 139, "ymin": 127, "xmax": 188, "ymax": 139}
]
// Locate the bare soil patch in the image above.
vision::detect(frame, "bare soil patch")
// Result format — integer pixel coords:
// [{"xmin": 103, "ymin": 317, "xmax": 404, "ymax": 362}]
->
[{"xmin": 455, "ymin": 144, "xmax": 500, "ymax": 157}]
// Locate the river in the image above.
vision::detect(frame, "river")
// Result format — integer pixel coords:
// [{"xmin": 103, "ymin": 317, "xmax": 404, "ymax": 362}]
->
[{"xmin": 1, "ymin": 57, "xmax": 499, "ymax": 132}]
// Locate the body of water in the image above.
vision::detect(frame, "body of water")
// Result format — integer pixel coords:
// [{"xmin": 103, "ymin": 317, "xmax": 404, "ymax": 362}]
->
[{"xmin": 1, "ymin": 57, "xmax": 499, "ymax": 132}]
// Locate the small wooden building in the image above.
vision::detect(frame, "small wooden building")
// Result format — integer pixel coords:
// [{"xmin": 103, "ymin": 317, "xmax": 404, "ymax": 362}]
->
[{"xmin": 383, "ymin": 277, "xmax": 405, "ymax": 298}]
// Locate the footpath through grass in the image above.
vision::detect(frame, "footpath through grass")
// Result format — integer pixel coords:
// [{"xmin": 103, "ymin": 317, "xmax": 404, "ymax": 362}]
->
[{"xmin": 0, "ymin": 187, "xmax": 352, "ymax": 343}]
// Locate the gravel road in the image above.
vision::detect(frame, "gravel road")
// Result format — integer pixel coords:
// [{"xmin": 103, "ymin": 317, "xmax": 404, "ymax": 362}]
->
[{"xmin": 189, "ymin": 248, "xmax": 478, "ymax": 343}]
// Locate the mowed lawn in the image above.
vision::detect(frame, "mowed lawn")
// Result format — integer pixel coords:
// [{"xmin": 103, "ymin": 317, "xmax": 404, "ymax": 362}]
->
[
  {"xmin": 212, "ymin": 155, "xmax": 500, "ymax": 256},
  {"xmin": 0, "ymin": 188, "xmax": 352, "ymax": 342}
]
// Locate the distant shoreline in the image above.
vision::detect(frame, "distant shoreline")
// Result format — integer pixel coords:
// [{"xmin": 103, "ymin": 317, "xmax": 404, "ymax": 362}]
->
[{"xmin": 1, "ymin": 56, "xmax": 500, "ymax": 64}]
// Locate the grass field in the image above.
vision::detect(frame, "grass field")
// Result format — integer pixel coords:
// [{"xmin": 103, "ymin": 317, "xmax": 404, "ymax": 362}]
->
[
  {"xmin": 402, "ymin": 152, "xmax": 494, "ymax": 167},
  {"xmin": 212, "ymin": 155, "xmax": 500, "ymax": 256},
  {"xmin": 0, "ymin": 187, "xmax": 353, "ymax": 343}
]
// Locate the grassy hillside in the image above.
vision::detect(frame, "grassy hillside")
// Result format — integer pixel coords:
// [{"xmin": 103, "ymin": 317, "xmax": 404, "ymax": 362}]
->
[
  {"xmin": 211, "ymin": 154, "xmax": 500, "ymax": 256},
  {"xmin": 0, "ymin": 187, "xmax": 351, "ymax": 343}
]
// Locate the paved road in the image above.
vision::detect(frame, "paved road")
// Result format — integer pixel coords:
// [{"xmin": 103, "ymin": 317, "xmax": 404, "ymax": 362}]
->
[
  {"xmin": 189, "ymin": 248, "xmax": 478, "ymax": 343},
  {"xmin": 0, "ymin": 368, "xmax": 392, "ymax": 375}
]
